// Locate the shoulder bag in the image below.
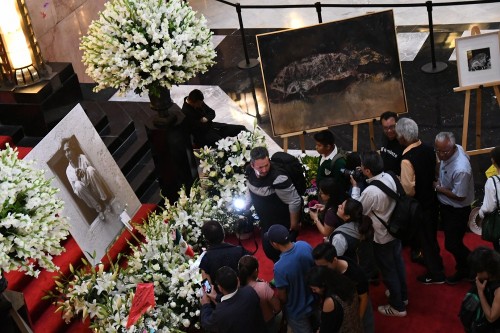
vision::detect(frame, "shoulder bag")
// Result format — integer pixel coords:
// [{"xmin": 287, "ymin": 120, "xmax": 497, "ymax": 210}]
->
[{"xmin": 482, "ymin": 176, "xmax": 500, "ymax": 242}]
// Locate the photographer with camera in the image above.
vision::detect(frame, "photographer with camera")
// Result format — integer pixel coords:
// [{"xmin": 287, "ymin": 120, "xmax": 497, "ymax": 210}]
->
[{"xmin": 351, "ymin": 152, "xmax": 408, "ymax": 317}]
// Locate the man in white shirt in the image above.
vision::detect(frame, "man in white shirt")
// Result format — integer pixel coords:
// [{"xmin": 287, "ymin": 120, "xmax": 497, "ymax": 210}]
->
[{"xmin": 350, "ymin": 151, "xmax": 408, "ymax": 317}]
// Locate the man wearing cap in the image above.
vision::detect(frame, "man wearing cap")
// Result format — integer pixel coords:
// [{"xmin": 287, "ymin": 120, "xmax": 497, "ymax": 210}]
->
[
  {"xmin": 246, "ymin": 146, "xmax": 302, "ymax": 262},
  {"xmin": 266, "ymin": 224, "xmax": 317, "ymax": 333}
]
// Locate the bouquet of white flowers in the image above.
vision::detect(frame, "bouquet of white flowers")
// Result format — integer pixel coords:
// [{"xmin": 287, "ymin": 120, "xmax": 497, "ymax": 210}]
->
[
  {"xmin": 0, "ymin": 146, "xmax": 69, "ymax": 277},
  {"xmin": 81, "ymin": 0, "xmax": 216, "ymax": 96},
  {"xmin": 51, "ymin": 212, "xmax": 202, "ymax": 332}
]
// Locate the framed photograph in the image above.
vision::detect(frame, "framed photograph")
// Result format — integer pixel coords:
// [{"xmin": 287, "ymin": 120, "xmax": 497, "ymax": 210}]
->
[
  {"xmin": 256, "ymin": 10, "xmax": 407, "ymax": 136},
  {"xmin": 455, "ymin": 31, "xmax": 500, "ymax": 88},
  {"xmin": 25, "ymin": 104, "xmax": 141, "ymax": 264}
]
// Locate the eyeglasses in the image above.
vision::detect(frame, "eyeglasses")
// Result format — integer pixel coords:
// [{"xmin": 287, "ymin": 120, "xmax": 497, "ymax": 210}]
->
[
  {"xmin": 382, "ymin": 125, "xmax": 396, "ymax": 132},
  {"xmin": 434, "ymin": 147, "xmax": 455, "ymax": 155}
]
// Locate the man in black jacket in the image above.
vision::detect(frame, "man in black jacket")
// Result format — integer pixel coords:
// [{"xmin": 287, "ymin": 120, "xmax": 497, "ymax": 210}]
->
[
  {"xmin": 395, "ymin": 118, "xmax": 445, "ymax": 284},
  {"xmin": 181, "ymin": 89, "xmax": 246, "ymax": 147},
  {"xmin": 201, "ymin": 266, "xmax": 267, "ymax": 333},
  {"xmin": 379, "ymin": 111, "xmax": 404, "ymax": 175},
  {"xmin": 246, "ymin": 146, "xmax": 302, "ymax": 262}
]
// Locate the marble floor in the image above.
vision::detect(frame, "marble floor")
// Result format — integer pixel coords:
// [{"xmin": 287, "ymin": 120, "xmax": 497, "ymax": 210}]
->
[{"xmin": 105, "ymin": 1, "xmax": 500, "ymax": 194}]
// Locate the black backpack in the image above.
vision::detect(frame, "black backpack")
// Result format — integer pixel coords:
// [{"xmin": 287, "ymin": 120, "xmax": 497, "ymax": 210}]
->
[
  {"xmin": 271, "ymin": 152, "xmax": 307, "ymax": 196},
  {"xmin": 370, "ymin": 172, "xmax": 421, "ymax": 242},
  {"xmin": 459, "ymin": 285, "xmax": 486, "ymax": 333},
  {"xmin": 458, "ymin": 281, "xmax": 500, "ymax": 333}
]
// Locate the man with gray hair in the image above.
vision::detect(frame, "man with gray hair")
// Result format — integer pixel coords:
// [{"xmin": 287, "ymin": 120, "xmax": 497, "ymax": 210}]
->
[
  {"xmin": 434, "ymin": 132, "xmax": 474, "ymax": 284},
  {"xmin": 246, "ymin": 146, "xmax": 302, "ymax": 262},
  {"xmin": 396, "ymin": 118, "xmax": 445, "ymax": 284}
]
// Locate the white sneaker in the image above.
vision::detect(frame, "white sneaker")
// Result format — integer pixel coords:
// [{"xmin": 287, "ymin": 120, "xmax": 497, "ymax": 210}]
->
[
  {"xmin": 378, "ymin": 304, "xmax": 407, "ymax": 317},
  {"xmin": 384, "ymin": 289, "xmax": 408, "ymax": 306}
]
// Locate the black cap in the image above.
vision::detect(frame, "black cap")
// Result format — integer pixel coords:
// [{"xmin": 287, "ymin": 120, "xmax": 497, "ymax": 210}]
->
[{"xmin": 265, "ymin": 225, "xmax": 290, "ymax": 245}]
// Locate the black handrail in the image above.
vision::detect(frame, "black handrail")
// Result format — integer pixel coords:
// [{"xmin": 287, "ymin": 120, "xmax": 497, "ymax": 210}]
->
[{"xmin": 212, "ymin": 0, "xmax": 499, "ymax": 71}]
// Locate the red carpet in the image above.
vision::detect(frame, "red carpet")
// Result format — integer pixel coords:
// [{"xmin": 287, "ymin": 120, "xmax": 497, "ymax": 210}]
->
[
  {"xmin": 229, "ymin": 225, "xmax": 492, "ymax": 333},
  {"xmin": 4, "ymin": 204, "xmax": 156, "ymax": 333}
]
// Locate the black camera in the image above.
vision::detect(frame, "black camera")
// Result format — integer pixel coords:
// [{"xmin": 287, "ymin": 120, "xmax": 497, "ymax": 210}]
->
[{"xmin": 340, "ymin": 167, "xmax": 365, "ymax": 182}]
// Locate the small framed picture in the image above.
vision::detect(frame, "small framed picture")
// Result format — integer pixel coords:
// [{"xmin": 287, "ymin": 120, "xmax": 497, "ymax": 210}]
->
[{"xmin": 455, "ymin": 31, "xmax": 500, "ymax": 88}]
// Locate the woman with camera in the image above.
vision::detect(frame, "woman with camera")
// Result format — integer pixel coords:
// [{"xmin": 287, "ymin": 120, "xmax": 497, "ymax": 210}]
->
[
  {"xmin": 327, "ymin": 198, "xmax": 374, "ymax": 263},
  {"xmin": 309, "ymin": 178, "xmax": 348, "ymax": 237}
]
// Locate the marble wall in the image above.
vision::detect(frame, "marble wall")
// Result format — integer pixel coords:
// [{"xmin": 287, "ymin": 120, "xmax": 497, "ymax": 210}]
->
[{"xmin": 25, "ymin": 0, "xmax": 107, "ymax": 83}]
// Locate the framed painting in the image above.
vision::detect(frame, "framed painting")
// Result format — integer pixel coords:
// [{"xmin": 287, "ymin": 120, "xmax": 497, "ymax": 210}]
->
[
  {"xmin": 455, "ymin": 31, "xmax": 500, "ymax": 88},
  {"xmin": 256, "ymin": 10, "xmax": 407, "ymax": 136}
]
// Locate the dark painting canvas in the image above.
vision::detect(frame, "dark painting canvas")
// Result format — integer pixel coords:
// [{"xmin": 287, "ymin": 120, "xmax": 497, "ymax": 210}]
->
[{"xmin": 257, "ymin": 10, "xmax": 407, "ymax": 136}]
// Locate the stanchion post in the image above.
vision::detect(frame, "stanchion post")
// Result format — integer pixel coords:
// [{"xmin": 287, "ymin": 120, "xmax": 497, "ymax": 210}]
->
[
  {"xmin": 421, "ymin": 1, "xmax": 447, "ymax": 73},
  {"xmin": 236, "ymin": 3, "xmax": 259, "ymax": 69},
  {"xmin": 315, "ymin": 2, "xmax": 322, "ymax": 24}
]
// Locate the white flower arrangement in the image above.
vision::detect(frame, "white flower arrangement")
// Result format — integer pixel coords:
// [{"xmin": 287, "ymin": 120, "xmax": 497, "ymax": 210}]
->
[
  {"xmin": 51, "ymin": 211, "xmax": 201, "ymax": 332},
  {"xmin": 80, "ymin": 0, "xmax": 217, "ymax": 96},
  {"xmin": 0, "ymin": 145, "xmax": 70, "ymax": 277},
  {"xmin": 48, "ymin": 129, "xmax": 279, "ymax": 330}
]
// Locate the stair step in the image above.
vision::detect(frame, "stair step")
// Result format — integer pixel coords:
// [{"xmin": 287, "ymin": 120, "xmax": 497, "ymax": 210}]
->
[
  {"xmin": 0, "ymin": 125, "xmax": 24, "ymax": 143},
  {"xmin": 139, "ymin": 180, "xmax": 163, "ymax": 205},
  {"xmin": 16, "ymin": 136, "xmax": 43, "ymax": 148},
  {"xmin": 100, "ymin": 119, "xmax": 135, "ymax": 155},
  {"xmin": 127, "ymin": 152, "xmax": 158, "ymax": 199},
  {"xmin": 114, "ymin": 131, "xmax": 150, "ymax": 176},
  {"xmin": 80, "ymin": 100, "xmax": 109, "ymax": 133}
]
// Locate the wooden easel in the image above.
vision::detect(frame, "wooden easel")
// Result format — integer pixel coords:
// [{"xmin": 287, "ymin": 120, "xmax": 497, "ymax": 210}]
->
[
  {"xmin": 280, "ymin": 127, "xmax": 328, "ymax": 153},
  {"xmin": 454, "ymin": 27, "xmax": 500, "ymax": 155},
  {"xmin": 454, "ymin": 82, "xmax": 500, "ymax": 155},
  {"xmin": 350, "ymin": 118, "xmax": 377, "ymax": 152},
  {"xmin": 280, "ymin": 118, "xmax": 379, "ymax": 153}
]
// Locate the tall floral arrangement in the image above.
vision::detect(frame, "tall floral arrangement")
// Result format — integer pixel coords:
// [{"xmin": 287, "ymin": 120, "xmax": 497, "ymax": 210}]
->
[
  {"xmin": 80, "ymin": 0, "xmax": 217, "ymax": 96},
  {"xmin": 51, "ymin": 212, "xmax": 202, "ymax": 332},
  {"xmin": 0, "ymin": 146, "xmax": 70, "ymax": 277}
]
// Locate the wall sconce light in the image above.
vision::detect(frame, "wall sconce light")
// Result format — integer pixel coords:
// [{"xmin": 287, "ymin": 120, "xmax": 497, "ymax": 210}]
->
[{"xmin": 0, "ymin": 0, "xmax": 47, "ymax": 87}]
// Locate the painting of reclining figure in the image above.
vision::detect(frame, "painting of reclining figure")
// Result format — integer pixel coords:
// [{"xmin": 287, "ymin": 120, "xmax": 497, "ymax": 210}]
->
[{"xmin": 256, "ymin": 10, "xmax": 407, "ymax": 136}]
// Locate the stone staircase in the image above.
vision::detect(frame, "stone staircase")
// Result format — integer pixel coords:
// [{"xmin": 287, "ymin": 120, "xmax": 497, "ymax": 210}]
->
[{"xmin": 0, "ymin": 99, "xmax": 164, "ymax": 205}]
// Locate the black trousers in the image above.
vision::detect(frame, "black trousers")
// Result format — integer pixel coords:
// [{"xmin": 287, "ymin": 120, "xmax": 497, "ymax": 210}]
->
[
  {"xmin": 419, "ymin": 204, "xmax": 445, "ymax": 277},
  {"xmin": 440, "ymin": 203, "xmax": 471, "ymax": 274}
]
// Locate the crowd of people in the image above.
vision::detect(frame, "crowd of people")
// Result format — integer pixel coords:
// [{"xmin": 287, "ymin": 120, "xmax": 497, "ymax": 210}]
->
[{"xmin": 197, "ymin": 110, "xmax": 500, "ymax": 333}]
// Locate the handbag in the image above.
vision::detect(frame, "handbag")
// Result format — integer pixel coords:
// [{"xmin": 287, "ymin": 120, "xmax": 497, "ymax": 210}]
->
[{"xmin": 482, "ymin": 176, "xmax": 500, "ymax": 242}]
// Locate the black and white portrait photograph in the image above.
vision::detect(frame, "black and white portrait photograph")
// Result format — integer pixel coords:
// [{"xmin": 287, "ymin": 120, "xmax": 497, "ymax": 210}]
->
[{"xmin": 25, "ymin": 104, "xmax": 141, "ymax": 264}]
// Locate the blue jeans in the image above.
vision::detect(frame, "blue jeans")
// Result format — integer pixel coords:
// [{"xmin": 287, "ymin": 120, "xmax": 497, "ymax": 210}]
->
[{"xmin": 374, "ymin": 239, "xmax": 408, "ymax": 311}]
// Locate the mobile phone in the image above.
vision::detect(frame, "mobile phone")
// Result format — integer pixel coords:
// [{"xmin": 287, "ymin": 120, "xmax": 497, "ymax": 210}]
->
[{"xmin": 201, "ymin": 279, "xmax": 212, "ymax": 294}]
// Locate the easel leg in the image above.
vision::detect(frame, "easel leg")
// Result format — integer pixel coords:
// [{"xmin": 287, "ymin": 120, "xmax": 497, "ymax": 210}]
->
[
  {"xmin": 494, "ymin": 86, "xmax": 500, "ymax": 107},
  {"xmin": 352, "ymin": 124, "xmax": 359, "ymax": 152},
  {"xmin": 476, "ymin": 88, "xmax": 482, "ymax": 150},
  {"xmin": 368, "ymin": 122, "xmax": 376, "ymax": 151},
  {"xmin": 462, "ymin": 90, "xmax": 471, "ymax": 149},
  {"xmin": 299, "ymin": 134, "xmax": 306, "ymax": 153}
]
